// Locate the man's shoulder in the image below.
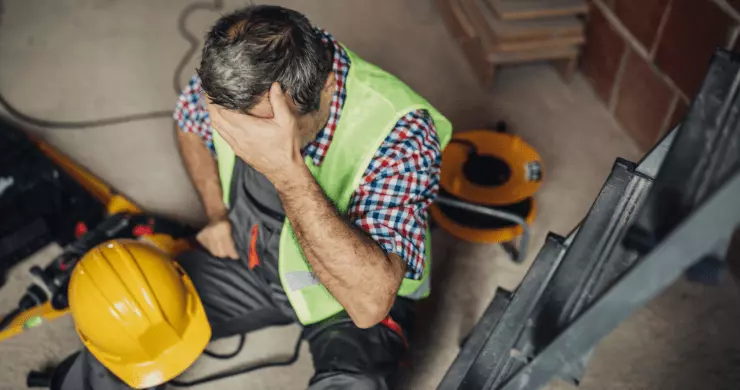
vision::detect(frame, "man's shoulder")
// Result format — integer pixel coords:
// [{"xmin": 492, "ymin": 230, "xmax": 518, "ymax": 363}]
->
[
  {"xmin": 372, "ymin": 109, "xmax": 441, "ymax": 162},
  {"xmin": 392, "ymin": 110, "xmax": 440, "ymax": 148},
  {"xmin": 183, "ymin": 75, "xmax": 204, "ymax": 95}
]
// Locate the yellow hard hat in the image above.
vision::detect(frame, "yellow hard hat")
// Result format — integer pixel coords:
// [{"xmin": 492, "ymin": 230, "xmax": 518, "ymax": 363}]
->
[{"xmin": 68, "ymin": 239, "xmax": 211, "ymax": 389}]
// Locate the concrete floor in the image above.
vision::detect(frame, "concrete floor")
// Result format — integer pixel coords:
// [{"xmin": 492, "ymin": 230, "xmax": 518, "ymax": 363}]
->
[{"xmin": 1, "ymin": 0, "xmax": 740, "ymax": 389}]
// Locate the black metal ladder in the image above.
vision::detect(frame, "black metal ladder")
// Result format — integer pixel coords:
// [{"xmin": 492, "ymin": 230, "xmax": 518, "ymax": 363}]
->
[{"xmin": 438, "ymin": 49, "xmax": 740, "ymax": 390}]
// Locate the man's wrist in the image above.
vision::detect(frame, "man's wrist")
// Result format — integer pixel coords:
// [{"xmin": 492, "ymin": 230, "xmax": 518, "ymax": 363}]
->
[
  {"xmin": 271, "ymin": 157, "xmax": 312, "ymax": 195},
  {"xmin": 206, "ymin": 211, "xmax": 228, "ymax": 223},
  {"xmin": 205, "ymin": 202, "xmax": 228, "ymax": 222}
]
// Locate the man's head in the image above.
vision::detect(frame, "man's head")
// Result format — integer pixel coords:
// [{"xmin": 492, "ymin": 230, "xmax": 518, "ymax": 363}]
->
[{"xmin": 198, "ymin": 5, "xmax": 335, "ymax": 142}]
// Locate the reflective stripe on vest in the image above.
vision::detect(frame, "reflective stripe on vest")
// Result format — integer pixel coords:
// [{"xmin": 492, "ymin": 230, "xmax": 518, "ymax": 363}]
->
[
  {"xmin": 284, "ymin": 265, "xmax": 431, "ymax": 299},
  {"xmin": 214, "ymin": 45, "xmax": 452, "ymax": 325},
  {"xmin": 283, "ymin": 271, "xmax": 320, "ymax": 291}
]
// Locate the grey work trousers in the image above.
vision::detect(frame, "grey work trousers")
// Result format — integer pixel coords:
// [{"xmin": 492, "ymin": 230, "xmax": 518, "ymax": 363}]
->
[{"xmin": 55, "ymin": 249, "xmax": 414, "ymax": 390}]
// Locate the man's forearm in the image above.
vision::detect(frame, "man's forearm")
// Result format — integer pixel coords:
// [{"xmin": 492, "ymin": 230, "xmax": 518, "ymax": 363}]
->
[
  {"xmin": 176, "ymin": 129, "xmax": 227, "ymax": 221},
  {"xmin": 274, "ymin": 162, "xmax": 405, "ymax": 328}
]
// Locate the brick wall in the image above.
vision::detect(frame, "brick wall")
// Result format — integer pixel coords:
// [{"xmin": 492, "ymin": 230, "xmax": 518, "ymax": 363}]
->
[{"xmin": 581, "ymin": 0, "xmax": 740, "ymax": 150}]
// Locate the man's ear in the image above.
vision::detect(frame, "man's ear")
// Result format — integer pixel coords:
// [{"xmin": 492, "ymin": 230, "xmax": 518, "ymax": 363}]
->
[{"xmin": 324, "ymin": 72, "xmax": 337, "ymax": 91}]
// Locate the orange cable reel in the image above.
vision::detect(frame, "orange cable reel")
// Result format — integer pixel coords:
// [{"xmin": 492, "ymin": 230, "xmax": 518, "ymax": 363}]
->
[{"xmin": 432, "ymin": 129, "xmax": 543, "ymax": 244}]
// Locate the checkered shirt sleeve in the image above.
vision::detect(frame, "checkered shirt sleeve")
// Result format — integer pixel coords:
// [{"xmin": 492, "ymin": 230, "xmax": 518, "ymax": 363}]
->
[
  {"xmin": 173, "ymin": 75, "xmax": 214, "ymax": 153},
  {"xmin": 349, "ymin": 109, "xmax": 442, "ymax": 280}
]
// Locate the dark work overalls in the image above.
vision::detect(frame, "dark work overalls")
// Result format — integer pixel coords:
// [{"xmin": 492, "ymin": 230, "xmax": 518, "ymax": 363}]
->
[{"xmin": 55, "ymin": 158, "xmax": 415, "ymax": 390}]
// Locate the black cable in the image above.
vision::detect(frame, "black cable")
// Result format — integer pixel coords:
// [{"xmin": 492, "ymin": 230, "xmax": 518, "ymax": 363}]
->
[
  {"xmin": 173, "ymin": 0, "xmax": 225, "ymax": 96},
  {"xmin": 169, "ymin": 330, "xmax": 304, "ymax": 387},
  {"xmin": 0, "ymin": 308, "xmax": 21, "ymax": 331},
  {"xmin": 171, "ymin": 319, "xmax": 352, "ymax": 386},
  {"xmin": 449, "ymin": 139, "xmax": 478, "ymax": 155},
  {"xmin": 202, "ymin": 334, "xmax": 246, "ymax": 360},
  {"xmin": 0, "ymin": 0, "xmax": 225, "ymax": 129}
]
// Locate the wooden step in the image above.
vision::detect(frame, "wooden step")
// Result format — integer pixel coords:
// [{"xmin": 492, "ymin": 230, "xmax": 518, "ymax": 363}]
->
[
  {"xmin": 477, "ymin": 0, "xmax": 584, "ymax": 41},
  {"xmin": 489, "ymin": 45, "xmax": 579, "ymax": 64},
  {"xmin": 486, "ymin": 0, "xmax": 588, "ymax": 21},
  {"xmin": 437, "ymin": 0, "xmax": 478, "ymax": 43},
  {"xmin": 460, "ymin": 0, "xmax": 584, "ymax": 54},
  {"xmin": 492, "ymin": 35, "xmax": 584, "ymax": 52},
  {"xmin": 437, "ymin": 0, "xmax": 495, "ymax": 84},
  {"xmin": 437, "ymin": 0, "xmax": 581, "ymax": 85}
]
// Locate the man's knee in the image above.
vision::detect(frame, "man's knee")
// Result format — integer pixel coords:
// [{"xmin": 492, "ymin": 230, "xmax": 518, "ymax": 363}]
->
[
  {"xmin": 175, "ymin": 249, "xmax": 294, "ymax": 338},
  {"xmin": 308, "ymin": 372, "xmax": 387, "ymax": 390},
  {"xmin": 176, "ymin": 249, "xmax": 220, "ymax": 274}
]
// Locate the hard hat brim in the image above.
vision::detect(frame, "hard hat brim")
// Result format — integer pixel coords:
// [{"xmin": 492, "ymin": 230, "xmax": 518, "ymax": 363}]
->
[{"xmin": 86, "ymin": 272, "xmax": 211, "ymax": 389}]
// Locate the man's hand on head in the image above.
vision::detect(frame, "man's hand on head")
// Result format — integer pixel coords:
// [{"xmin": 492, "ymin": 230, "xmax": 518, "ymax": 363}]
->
[{"xmin": 206, "ymin": 83, "xmax": 305, "ymax": 187}]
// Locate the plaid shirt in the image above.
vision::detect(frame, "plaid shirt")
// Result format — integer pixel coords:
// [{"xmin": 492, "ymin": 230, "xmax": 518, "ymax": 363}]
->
[{"xmin": 174, "ymin": 30, "xmax": 441, "ymax": 279}]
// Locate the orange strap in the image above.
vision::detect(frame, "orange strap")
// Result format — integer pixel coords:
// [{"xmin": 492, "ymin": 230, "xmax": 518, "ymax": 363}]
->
[
  {"xmin": 248, "ymin": 224, "xmax": 260, "ymax": 269},
  {"xmin": 380, "ymin": 316, "xmax": 408, "ymax": 348}
]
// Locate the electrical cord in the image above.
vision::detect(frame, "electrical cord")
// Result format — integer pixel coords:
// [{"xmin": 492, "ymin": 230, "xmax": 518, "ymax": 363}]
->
[
  {"xmin": 449, "ymin": 139, "xmax": 479, "ymax": 155},
  {"xmin": 169, "ymin": 317, "xmax": 355, "ymax": 386},
  {"xmin": 0, "ymin": 285, "xmax": 48, "ymax": 332},
  {"xmin": 202, "ymin": 334, "xmax": 246, "ymax": 360},
  {"xmin": 169, "ymin": 330, "xmax": 304, "ymax": 387},
  {"xmin": 173, "ymin": 0, "xmax": 225, "ymax": 97},
  {"xmin": 448, "ymin": 121, "xmax": 509, "ymax": 155},
  {"xmin": 0, "ymin": 308, "xmax": 21, "ymax": 331},
  {"xmin": 168, "ymin": 318, "xmax": 355, "ymax": 386},
  {"xmin": 0, "ymin": 0, "xmax": 225, "ymax": 129}
]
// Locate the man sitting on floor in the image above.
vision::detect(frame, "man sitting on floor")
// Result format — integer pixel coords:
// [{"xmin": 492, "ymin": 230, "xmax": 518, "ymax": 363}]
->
[{"xmin": 57, "ymin": 5, "xmax": 452, "ymax": 389}]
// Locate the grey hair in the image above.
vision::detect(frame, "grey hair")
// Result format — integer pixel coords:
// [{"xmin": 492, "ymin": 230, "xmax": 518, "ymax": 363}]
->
[{"xmin": 197, "ymin": 5, "xmax": 332, "ymax": 114}]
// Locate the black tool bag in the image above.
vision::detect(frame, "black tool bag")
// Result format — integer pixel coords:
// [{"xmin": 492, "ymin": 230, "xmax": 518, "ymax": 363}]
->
[{"xmin": 0, "ymin": 119, "xmax": 104, "ymax": 288}]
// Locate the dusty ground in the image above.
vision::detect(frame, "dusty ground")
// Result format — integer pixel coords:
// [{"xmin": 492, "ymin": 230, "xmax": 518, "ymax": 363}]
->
[{"xmin": 1, "ymin": 0, "xmax": 740, "ymax": 389}]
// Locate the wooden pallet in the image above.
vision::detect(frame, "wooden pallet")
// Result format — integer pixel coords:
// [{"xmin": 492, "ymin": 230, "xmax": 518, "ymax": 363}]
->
[
  {"xmin": 487, "ymin": 0, "xmax": 588, "ymax": 21},
  {"xmin": 464, "ymin": 0, "xmax": 584, "ymax": 53},
  {"xmin": 438, "ymin": 0, "xmax": 585, "ymax": 85}
]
